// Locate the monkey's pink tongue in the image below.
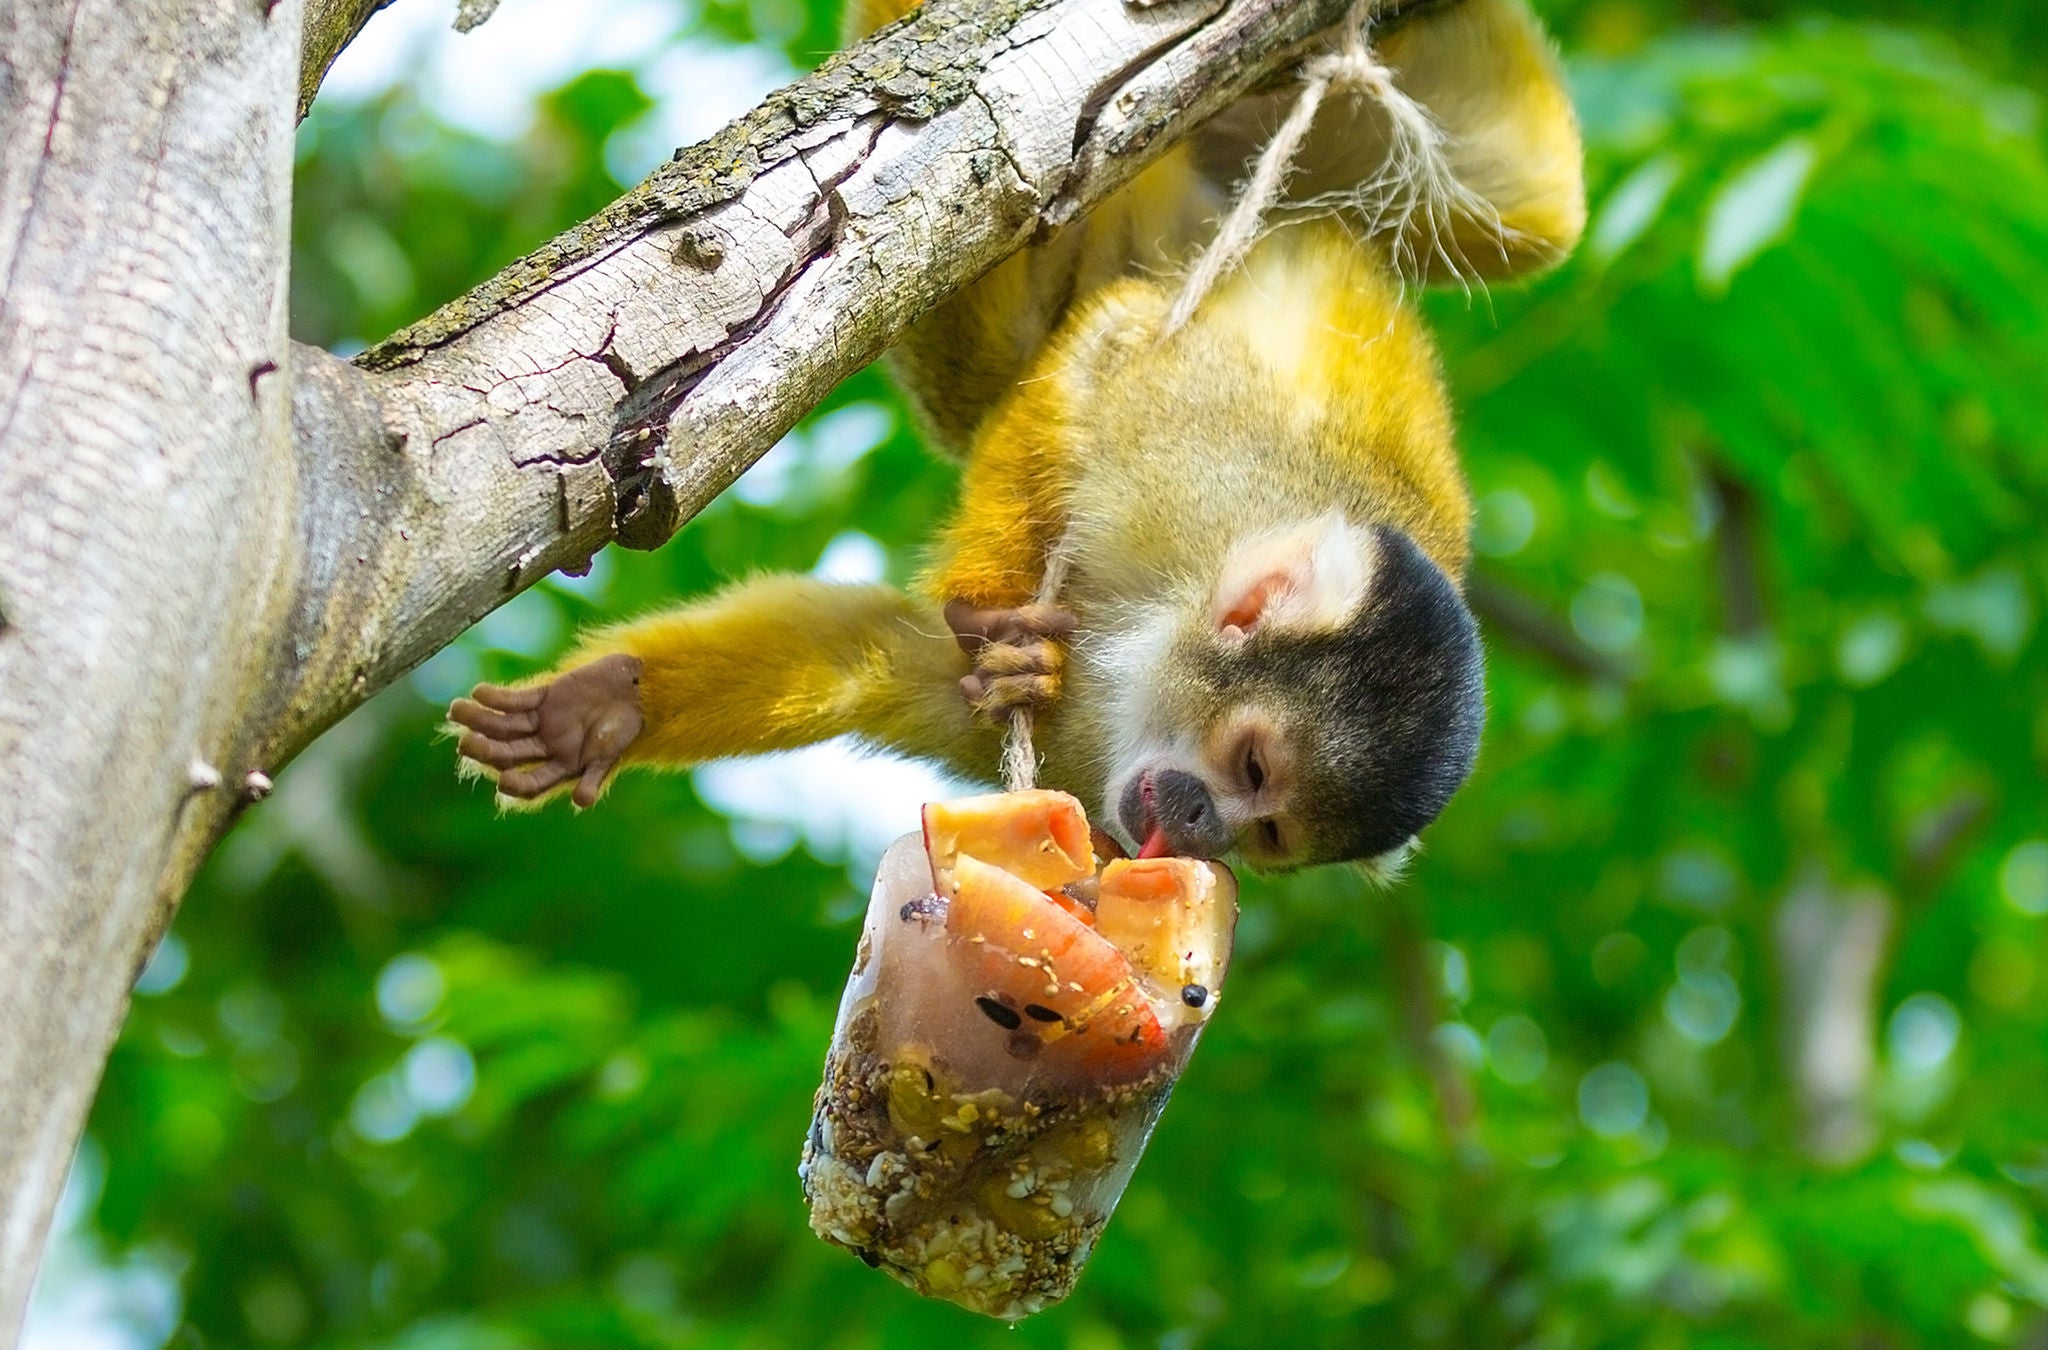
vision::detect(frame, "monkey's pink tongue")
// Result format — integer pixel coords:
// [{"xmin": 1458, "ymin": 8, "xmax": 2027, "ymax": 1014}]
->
[{"xmin": 1136, "ymin": 826, "xmax": 1172, "ymax": 859}]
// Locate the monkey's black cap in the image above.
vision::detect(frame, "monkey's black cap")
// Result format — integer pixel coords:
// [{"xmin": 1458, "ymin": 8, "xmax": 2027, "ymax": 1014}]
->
[{"xmin": 1242, "ymin": 525, "xmax": 1486, "ymax": 865}]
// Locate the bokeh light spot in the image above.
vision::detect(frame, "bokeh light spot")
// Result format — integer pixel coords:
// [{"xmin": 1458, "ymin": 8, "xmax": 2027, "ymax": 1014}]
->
[
  {"xmin": 1578, "ymin": 1062, "xmax": 1650, "ymax": 1138},
  {"xmin": 376, "ymin": 954, "xmax": 445, "ymax": 1031}
]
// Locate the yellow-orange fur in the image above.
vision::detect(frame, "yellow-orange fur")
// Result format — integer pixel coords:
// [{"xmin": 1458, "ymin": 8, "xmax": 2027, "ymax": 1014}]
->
[{"xmin": 530, "ymin": 0, "xmax": 1583, "ymax": 799}]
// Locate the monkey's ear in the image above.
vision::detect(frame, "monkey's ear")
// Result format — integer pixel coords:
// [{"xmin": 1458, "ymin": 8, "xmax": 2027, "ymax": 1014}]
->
[{"xmin": 1211, "ymin": 512, "xmax": 1374, "ymax": 641}]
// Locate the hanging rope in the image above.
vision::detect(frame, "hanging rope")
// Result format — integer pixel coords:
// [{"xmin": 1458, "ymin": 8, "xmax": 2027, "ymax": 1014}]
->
[
  {"xmin": 998, "ymin": 529, "xmax": 1078, "ymax": 792},
  {"xmin": 1160, "ymin": 11, "xmax": 1504, "ymax": 340}
]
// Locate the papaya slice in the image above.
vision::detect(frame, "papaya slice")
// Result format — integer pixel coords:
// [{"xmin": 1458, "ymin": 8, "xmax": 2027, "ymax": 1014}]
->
[
  {"xmin": 945, "ymin": 854, "xmax": 1166, "ymax": 1078},
  {"xmin": 1093, "ymin": 857, "xmax": 1236, "ymax": 1007},
  {"xmin": 923, "ymin": 790, "xmax": 1093, "ymax": 895}
]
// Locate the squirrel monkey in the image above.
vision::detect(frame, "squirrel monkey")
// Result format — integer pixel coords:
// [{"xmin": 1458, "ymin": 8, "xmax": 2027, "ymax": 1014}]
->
[{"xmin": 451, "ymin": 0, "xmax": 1584, "ymax": 870}]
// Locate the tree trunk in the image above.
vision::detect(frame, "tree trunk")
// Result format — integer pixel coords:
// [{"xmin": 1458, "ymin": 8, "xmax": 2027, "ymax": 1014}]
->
[
  {"xmin": 0, "ymin": 0, "xmax": 303, "ymax": 1327},
  {"xmin": 0, "ymin": 0, "xmax": 1399, "ymax": 1335}
]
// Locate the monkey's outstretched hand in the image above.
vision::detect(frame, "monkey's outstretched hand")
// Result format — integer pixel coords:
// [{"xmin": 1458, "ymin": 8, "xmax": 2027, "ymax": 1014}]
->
[
  {"xmin": 944, "ymin": 601, "xmax": 1076, "ymax": 720},
  {"xmin": 449, "ymin": 653, "xmax": 644, "ymax": 808}
]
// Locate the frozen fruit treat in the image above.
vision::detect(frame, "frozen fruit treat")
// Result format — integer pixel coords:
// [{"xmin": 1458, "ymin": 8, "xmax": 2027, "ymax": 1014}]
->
[{"xmin": 800, "ymin": 790, "xmax": 1237, "ymax": 1319}]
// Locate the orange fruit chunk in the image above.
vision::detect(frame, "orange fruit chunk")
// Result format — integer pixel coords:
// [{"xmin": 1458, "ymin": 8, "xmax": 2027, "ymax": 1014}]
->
[
  {"xmin": 1093, "ymin": 857, "xmax": 1235, "ymax": 1000},
  {"xmin": 945, "ymin": 854, "xmax": 1166, "ymax": 1078},
  {"xmin": 923, "ymin": 790, "xmax": 1093, "ymax": 894}
]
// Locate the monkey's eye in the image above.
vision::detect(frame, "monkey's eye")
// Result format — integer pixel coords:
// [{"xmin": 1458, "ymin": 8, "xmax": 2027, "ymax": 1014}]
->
[{"xmin": 1244, "ymin": 745, "xmax": 1266, "ymax": 793}]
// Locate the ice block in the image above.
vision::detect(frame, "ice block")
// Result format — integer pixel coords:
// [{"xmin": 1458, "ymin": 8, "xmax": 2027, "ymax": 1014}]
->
[{"xmin": 800, "ymin": 790, "xmax": 1237, "ymax": 1319}]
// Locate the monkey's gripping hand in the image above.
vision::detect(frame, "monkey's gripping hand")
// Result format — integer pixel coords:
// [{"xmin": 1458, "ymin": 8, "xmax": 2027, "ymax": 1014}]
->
[
  {"xmin": 944, "ymin": 601, "xmax": 1076, "ymax": 721},
  {"xmin": 450, "ymin": 653, "xmax": 645, "ymax": 808}
]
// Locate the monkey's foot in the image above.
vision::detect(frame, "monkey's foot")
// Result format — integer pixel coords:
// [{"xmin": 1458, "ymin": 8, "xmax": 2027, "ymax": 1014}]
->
[
  {"xmin": 944, "ymin": 601, "xmax": 1076, "ymax": 721},
  {"xmin": 449, "ymin": 652, "xmax": 645, "ymax": 808}
]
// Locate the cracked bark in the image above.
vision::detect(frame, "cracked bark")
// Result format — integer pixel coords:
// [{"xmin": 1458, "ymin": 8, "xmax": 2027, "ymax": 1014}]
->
[{"xmin": 0, "ymin": 0, "xmax": 1429, "ymax": 1336}]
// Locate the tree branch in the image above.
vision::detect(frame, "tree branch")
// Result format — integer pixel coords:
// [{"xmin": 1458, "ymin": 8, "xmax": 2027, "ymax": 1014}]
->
[
  {"xmin": 1709, "ymin": 459, "xmax": 1891, "ymax": 1166},
  {"xmin": 268, "ymin": 0, "xmax": 1427, "ymax": 756},
  {"xmin": 1707, "ymin": 462, "xmax": 1769, "ymax": 639},
  {"xmin": 1775, "ymin": 871, "xmax": 1892, "ymax": 1165},
  {"xmin": 299, "ymin": 0, "xmax": 398, "ymax": 119},
  {"xmin": 299, "ymin": 0, "xmax": 513, "ymax": 121},
  {"xmin": 1466, "ymin": 572, "xmax": 1633, "ymax": 685}
]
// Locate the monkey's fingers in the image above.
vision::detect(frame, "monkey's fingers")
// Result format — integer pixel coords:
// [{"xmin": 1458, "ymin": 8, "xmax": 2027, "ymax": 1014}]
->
[
  {"xmin": 944, "ymin": 601, "xmax": 1078, "ymax": 653},
  {"xmin": 449, "ymin": 697, "xmax": 541, "ymax": 739},
  {"xmin": 1003, "ymin": 603, "xmax": 1077, "ymax": 640},
  {"xmin": 969, "ymin": 672, "xmax": 1061, "ymax": 718},
  {"xmin": 469, "ymin": 683, "xmax": 548, "ymax": 713},
  {"xmin": 499, "ymin": 761, "xmax": 575, "ymax": 800},
  {"xmin": 571, "ymin": 762, "xmax": 615, "ymax": 810},
  {"xmin": 975, "ymin": 640, "xmax": 1060, "ymax": 679},
  {"xmin": 457, "ymin": 732, "xmax": 552, "ymax": 770},
  {"xmin": 560, "ymin": 710, "xmax": 641, "ymax": 809}
]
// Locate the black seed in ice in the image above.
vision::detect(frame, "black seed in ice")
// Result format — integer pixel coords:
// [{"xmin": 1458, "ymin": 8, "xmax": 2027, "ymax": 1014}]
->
[
  {"xmin": 976, "ymin": 996, "xmax": 1023, "ymax": 1030},
  {"xmin": 1181, "ymin": 984, "xmax": 1209, "ymax": 1008},
  {"xmin": 1022, "ymin": 1003, "xmax": 1064, "ymax": 1023}
]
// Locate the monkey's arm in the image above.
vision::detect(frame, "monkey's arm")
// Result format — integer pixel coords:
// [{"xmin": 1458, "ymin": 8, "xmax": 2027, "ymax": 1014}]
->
[
  {"xmin": 907, "ymin": 410, "xmax": 1079, "ymax": 714},
  {"xmin": 922, "ymin": 415, "xmax": 1072, "ymax": 611},
  {"xmin": 451, "ymin": 577, "xmax": 996, "ymax": 804}
]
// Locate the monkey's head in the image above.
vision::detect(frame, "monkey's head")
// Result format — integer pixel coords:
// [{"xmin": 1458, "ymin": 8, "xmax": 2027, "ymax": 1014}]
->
[{"xmin": 1097, "ymin": 512, "xmax": 1483, "ymax": 873}]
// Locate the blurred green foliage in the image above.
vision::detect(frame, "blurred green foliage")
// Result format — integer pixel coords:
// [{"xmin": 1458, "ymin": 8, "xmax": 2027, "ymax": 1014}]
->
[{"xmin": 55, "ymin": 1, "xmax": 2048, "ymax": 1347}]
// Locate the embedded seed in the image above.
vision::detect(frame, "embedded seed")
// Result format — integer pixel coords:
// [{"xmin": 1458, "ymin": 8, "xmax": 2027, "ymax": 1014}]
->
[
  {"xmin": 976, "ymin": 996, "xmax": 1023, "ymax": 1030},
  {"xmin": 1182, "ymin": 983, "xmax": 1210, "ymax": 1008},
  {"xmin": 1023, "ymin": 1003, "xmax": 1063, "ymax": 1023}
]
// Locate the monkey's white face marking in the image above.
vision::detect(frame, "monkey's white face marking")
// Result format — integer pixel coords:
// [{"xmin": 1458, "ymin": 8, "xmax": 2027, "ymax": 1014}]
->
[
  {"xmin": 1210, "ymin": 511, "xmax": 1379, "ymax": 639},
  {"xmin": 1076, "ymin": 603, "xmax": 1190, "ymax": 838}
]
